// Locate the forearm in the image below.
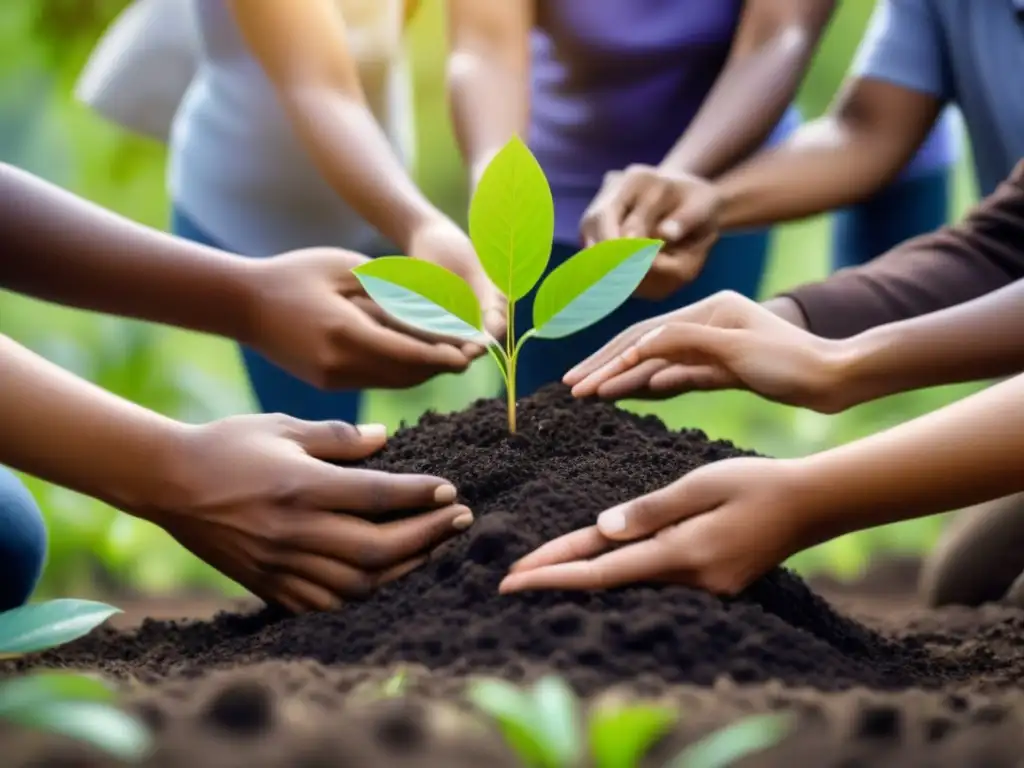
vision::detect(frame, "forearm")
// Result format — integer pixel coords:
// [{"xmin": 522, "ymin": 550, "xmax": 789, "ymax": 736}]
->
[
  {"xmin": 282, "ymin": 91, "xmax": 445, "ymax": 249},
  {"xmin": 792, "ymin": 374, "xmax": 1024, "ymax": 543},
  {"xmin": 661, "ymin": 3, "xmax": 833, "ymax": 179},
  {"xmin": 0, "ymin": 334, "xmax": 187, "ymax": 518},
  {"xmin": 0, "ymin": 164, "xmax": 254, "ymax": 341}
]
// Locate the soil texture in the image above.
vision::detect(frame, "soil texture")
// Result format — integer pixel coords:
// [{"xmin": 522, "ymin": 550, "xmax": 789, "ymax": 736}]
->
[{"xmin": 6, "ymin": 386, "xmax": 1024, "ymax": 766}]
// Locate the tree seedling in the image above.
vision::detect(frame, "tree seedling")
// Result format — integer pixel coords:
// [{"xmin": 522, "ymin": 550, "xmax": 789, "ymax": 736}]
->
[
  {"xmin": 466, "ymin": 675, "xmax": 791, "ymax": 768},
  {"xmin": 0, "ymin": 599, "xmax": 151, "ymax": 762},
  {"xmin": 353, "ymin": 136, "xmax": 663, "ymax": 432}
]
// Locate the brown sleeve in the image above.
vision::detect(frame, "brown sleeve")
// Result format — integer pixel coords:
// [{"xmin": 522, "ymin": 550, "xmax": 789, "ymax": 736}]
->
[{"xmin": 779, "ymin": 161, "xmax": 1024, "ymax": 339}]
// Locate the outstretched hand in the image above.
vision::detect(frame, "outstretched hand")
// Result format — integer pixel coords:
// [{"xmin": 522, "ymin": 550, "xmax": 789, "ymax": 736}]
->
[
  {"xmin": 579, "ymin": 165, "xmax": 721, "ymax": 300},
  {"xmin": 563, "ymin": 291, "xmax": 844, "ymax": 412},
  {"xmin": 152, "ymin": 414, "xmax": 473, "ymax": 614},
  {"xmin": 499, "ymin": 457, "xmax": 811, "ymax": 597}
]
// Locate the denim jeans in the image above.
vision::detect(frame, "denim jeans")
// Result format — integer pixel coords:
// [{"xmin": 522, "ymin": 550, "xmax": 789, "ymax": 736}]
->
[
  {"xmin": 831, "ymin": 169, "xmax": 951, "ymax": 270},
  {"xmin": 0, "ymin": 467, "xmax": 47, "ymax": 611}
]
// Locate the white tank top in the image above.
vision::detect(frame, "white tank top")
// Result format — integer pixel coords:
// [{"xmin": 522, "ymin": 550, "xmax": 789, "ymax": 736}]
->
[{"xmin": 169, "ymin": 0, "xmax": 414, "ymax": 257}]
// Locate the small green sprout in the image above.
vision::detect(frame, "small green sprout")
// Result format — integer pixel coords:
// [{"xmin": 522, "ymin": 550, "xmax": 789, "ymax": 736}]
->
[
  {"xmin": 0, "ymin": 599, "xmax": 151, "ymax": 762},
  {"xmin": 353, "ymin": 136, "xmax": 663, "ymax": 432},
  {"xmin": 466, "ymin": 675, "xmax": 790, "ymax": 768},
  {"xmin": 381, "ymin": 667, "xmax": 410, "ymax": 698}
]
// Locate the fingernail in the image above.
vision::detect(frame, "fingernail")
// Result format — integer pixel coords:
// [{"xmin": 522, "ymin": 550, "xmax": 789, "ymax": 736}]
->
[
  {"xmin": 356, "ymin": 423, "xmax": 388, "ymax": 439},
  {"xmin": 660, "ymin": 220, "xmax": 682, "ymax": 240},
  {"xmin": 452, "ymin": 511, "xmax": 475, "ymax": 530},
  {"xmin": 434, "ymin": 484, "xmax": 458, "ymax": 504},
  {"xmin": 639, "ymin": 326, "xmax": 665, "ymax": 346},
  {"xmin": 597, "ymin": 507, "xmax": 627, "ymax": 534}
]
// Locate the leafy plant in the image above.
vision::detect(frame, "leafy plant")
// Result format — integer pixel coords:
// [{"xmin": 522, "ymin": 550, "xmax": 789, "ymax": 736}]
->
[
  {"xmin": 0, "ymin": 599, "xmax": 151, "ymax": 761},
  {"xmin": 466, "ymin": 675, "xmax": 790, "ymax": 768},
  {"xmin": 353, "ymin": 136, "xmax": 663, "ymax": 432}
]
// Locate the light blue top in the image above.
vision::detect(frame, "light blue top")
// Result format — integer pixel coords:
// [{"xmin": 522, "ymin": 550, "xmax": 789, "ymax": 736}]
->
[
  {"xmin": 853, "ymin": 0, "xmax": 1024, "ymax": 197},
  {"xmin": 528, "ymin": 0, "xmax": 959, "ymax": 243}
]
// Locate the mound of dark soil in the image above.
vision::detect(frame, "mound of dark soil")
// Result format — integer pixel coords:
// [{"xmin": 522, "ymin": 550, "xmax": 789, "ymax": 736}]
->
[{"xmin": 12, "ymin": 387, "xmax": 984, "ymax": 694}]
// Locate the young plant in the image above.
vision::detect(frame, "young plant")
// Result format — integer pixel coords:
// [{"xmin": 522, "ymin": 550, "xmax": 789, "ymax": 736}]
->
[
  {"xmin": 466, "ymin": 675, "xmax": 790, "ymax": 768},
  {"xmin": 0, "ymin": 599, "xmax": 151, "ymax": 762},
  {"xmin": 353, "ymin": 137, "xmax": 663, "ymax": 432}
]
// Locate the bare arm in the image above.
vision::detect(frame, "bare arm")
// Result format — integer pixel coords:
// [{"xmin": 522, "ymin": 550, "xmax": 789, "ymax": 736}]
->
[
  {"xmin": 228, "ymin": 0, "xmax": 445, "ymax": 250},
  {"xmin": 715, "ymin": 77, "xmax": 941, "ymax": 229},
  {"xmin": 662, "ymin": 0, "xmax": 836, "ymax": 179},
  {"xmin": 446, "ymin": 0, "xmax": 532, "ymax": 186},
  {"xmin": 0, "ymin": 163, "xmax": 253, "ymax": 342}
]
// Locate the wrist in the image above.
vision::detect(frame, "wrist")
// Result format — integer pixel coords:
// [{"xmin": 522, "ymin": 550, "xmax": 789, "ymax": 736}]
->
[{"xmin": 762, "ymin": 296, "xmax": 808, "ymax": 329}]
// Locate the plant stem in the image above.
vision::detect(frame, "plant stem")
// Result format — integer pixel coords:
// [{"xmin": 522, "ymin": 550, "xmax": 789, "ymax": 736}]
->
[
  {"xmin": 507, "ymin": 366, "xmax": 517, "ymax": 433},
  {"xmin": 506, "ymin": 298, "xmax": 517, "ymax": 433}
]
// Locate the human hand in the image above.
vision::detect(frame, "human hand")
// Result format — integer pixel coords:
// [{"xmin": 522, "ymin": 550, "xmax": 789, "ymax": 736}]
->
[
  {"xmin": 407, "ymin": 216, "xmax": 507, "ymax": 341},
  {"xmin": 563, "ymin": 291, "xmax": 845, "ymax": 412},
  {"xmin": 579, "ymin": 165, "xmax": 721, "ymax": 300},
  {"xmin": 500, "ymin": 457, "xmax": 813, "ymax": 597},
  {"xmin": 145, "ymin": 415, "xmax": 473, "ymax": 613},
  {"xmin": 242, "ymin": 248, "xmax": 480, "ymax": 390}
]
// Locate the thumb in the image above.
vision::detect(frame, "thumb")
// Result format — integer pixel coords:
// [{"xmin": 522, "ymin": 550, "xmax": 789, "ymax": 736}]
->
[
  {"xmin": 631, "ymin": 323, "xmax": 736, "ymax": 367},
  {"xmin": 596, "ymin": 468, "xmax": 726, "ymax": 541},
  {"xmin": 656, "ymin": 197, "xmax": 714, "ymax": 242},
  {"xmin": 290, "ymin": 420, "xmax": 389, "ymax": 461}
]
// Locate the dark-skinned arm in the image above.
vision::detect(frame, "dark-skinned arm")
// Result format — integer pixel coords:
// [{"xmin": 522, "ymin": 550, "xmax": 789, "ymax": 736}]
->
[
  {"xmin": 446, "ymin": 0, "xmax": 532, "ymax": 187},
  {"xmin": 661, "ymin": 0, "xmax": 836, "ymax": 179}
]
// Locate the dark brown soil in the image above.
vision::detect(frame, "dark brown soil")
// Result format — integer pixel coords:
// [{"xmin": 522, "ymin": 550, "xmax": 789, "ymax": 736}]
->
[{"xmin": 6, "ymin": 386, "xmax": 1024, "ymax": 766}]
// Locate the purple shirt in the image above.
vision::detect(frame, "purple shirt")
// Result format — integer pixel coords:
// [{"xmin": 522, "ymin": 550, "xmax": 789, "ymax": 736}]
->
[{"xmin": 528, "ymin": 0, "xmax": 959, "ymax": 243}]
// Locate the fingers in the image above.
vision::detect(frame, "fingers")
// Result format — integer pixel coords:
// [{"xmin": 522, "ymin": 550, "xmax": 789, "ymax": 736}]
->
[
  {"xmin": 289, "ymin": 419, "xmax": 389, "ymax": 460},
  {"xmin": 298, "ymin": 465, "xmax": 459, "ymax": 512},
  {"xmin": 580, "ymin": 172, "xmax": 632, "ymax": 246},
  {"xmin": 267, "ymin": 574, "xmax": 342, "ymax": 614},
  {"xmin": 621, "ymin": 184, "xmax": 675, "ymax": 238},
  {"xmin": 656, "ymin": 196, "xmax": 715, "ymax": 243},
  {"xmin": 344, "ymin": 309, "xmax": 471, "ymax": 376},
  {"xmin": 280, "ymin": 504, "xmax": 474, "ymax": 570},
  {"xmin": 591, "ymin": 358, "xmax": 672, "ymax": 400},
  {"xmin": 500, "ymin": 537, "xmax": 676, "ymax": 593},
  {"xmin": 506, "ymin": 526, "xmax": 611, "ymax": 574},
  {"xmin": 563, "ymin": 325, "xmax": 648, "ymax": 387},
  {"xmin": 595, "ymin": 473, "xmax": 724, "ymax": 542}
]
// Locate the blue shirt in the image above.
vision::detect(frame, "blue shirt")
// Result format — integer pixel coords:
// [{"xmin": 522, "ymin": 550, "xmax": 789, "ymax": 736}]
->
[{"xmin": 853, "ymin": 0, "xmax": 1024, "ymax": 197}]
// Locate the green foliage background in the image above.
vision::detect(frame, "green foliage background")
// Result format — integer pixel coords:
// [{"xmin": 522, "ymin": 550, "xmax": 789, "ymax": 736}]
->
[{"xmin": 0, "ymin": 0, "xmax": 983, "ymax": 598}]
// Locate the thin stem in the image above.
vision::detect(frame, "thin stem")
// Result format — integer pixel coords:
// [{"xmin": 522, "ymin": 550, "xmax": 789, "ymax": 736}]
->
[
  {"xmin": 486, "ymin": 344, "xmax": 510, "ymax": 388},
  {"xmin": 506, "ymin": 297, "xmax": 517, "ymax": 433}
]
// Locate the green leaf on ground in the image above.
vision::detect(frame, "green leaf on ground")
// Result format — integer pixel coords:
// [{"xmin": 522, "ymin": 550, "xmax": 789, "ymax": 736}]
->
[
  {"xmin": 6, "ymin": 701, "xmax": 151, "ymax": 762},
  {"xmin": 0, "ymin": 599, "xmax": 121, "ymax": 655},
  {"xmin": 533, "ymin": 239, "xmax": 662, "ymax": 339},
  {"xmin": 467, "ymin": 679, "xmax": 552, "ymax": 767},
  {"xmin": 590, "ymin": 703, "xmax": 677, "ymax": 768},
  {"xmin": 0, "ymin": 673, "xmax": 114, "ymax": 716},
  {"xmin": 469, "ymin": 136, "xmax": 555, "ymax": 301},
  {"xmin": 530, "ymin": 676, "xmax": 583, "ymax": 766},
  {"xmin": 353, "ymin": 256, "xmax": 485, "ymax": 341},
  {"xmin": 668, "ymin": 713, "xmax": 792, "ymax": 768}
]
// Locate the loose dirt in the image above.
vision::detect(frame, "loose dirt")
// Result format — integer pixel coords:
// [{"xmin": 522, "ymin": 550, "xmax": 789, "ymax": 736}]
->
[{"xmin": 6, "ymin": 387, "xmax": 1024, "ymax": 766}]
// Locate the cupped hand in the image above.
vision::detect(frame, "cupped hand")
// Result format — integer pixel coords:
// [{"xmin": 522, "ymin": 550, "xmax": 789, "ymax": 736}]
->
[
  {"xmin": 407, "ymin": 216, "xmax": 507, "ymax": 341},
  {"xmin": 150, "ymin": 415, "xmax": 473, "ymax": 613},
  {"xmin": 500, "ymin": 457, "xmax": 812, "ymax": 597},
  {"xmin": 579, "ymin": 165, "xmax": 722, "ymax": 300},
  {"xmin": 243, "ymin": 248, "xmax": 479, "ymax": 390},
  {"xmin": 563, "ymin": 291, "xmax": 843, "ymax": 412}
]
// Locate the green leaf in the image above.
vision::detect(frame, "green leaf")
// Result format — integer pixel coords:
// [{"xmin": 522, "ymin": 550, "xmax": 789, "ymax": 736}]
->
[
  {"xmin": 530, "ymin": 676, "xmax": 583, "ymax": 766},
  {"xmin": 590, "ymin": 703, "xmax": 677, "ymax": 768},
  {"xmin": 533, "ymin": 239, "xmax": 662, "ymax": 340},
  {"xmin": 668, "ymin": 714, "xmax": 791, "ymax": 768},
  {"xmin": 5, "ymin": 700, "xmax": 151, "ymax": 762},
  {"xmin": 469, "ymin": 136, "xmax": 554, "ymax": 301},
  {"xmin": 0, "ymin": 599, "xmax": 121, "ymax": 655},
  {"xmin": 0, "ymin": 673, "xmax": 114, "ymax": 716},
  {"xmin": 352, "ymin": 257, "xmax": 485, "ymax": 341},
  {"xmin": 381, "ymin": 668, "xmax": 408, "ymax": 698},
  {"xmin": 467, "ymin": 679, "xmax": 551, "ymax": 768}
]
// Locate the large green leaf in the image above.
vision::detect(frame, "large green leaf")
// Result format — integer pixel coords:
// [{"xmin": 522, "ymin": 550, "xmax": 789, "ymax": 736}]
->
[
  {"xmin": 352, "ymin": 257, "xmax": 485, "ymax": 341},
  {"xmin": 668, "ymin": 713, "xmax": 791, "ymax": 768},
  {"xmin": 590, "ymin": 703, "xmax": 677, "ymax": 768},
  {"xmin": 0, "ymin": 673, "xmax": 114, "ymax": 716},
  {"xmin": 468, "ymin": 136, "xmax": 554, "ymax": 301},
  {"xmin": 0, "ymin": 600, "xmax": 121, "ymax": 655},
  {"xmin": 530, "ymin": 676, "xmax": 583, "ymax": 766},
  {"xmin": 6, "ymin": 701, "xmax": 151, "ymax": 762},
  {"xmin": 533, "ymin": 239, "xmax": 662, "ymax": 340}
]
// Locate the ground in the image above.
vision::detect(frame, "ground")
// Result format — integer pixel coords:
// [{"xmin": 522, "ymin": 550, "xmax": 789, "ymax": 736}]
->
[{"xmin": 5, "ymin": 387, "xmax": 1024, "ymax": 767}]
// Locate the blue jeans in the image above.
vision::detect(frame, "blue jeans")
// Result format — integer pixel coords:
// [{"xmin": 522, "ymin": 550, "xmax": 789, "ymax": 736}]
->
[
  {"xmin": 171, "ymin": 208, "xmax": 368, "ymax": 423},
  {"xmin": 0, "ymin": 467, "xmax": 47, "ymax": 611},
  {"xmin": 831, "ymin": 169, "xmax": 950, "ymax": 270},
  {"xmin": 515, "ymin": 231, "xmax": 770, "ymax": 396}
]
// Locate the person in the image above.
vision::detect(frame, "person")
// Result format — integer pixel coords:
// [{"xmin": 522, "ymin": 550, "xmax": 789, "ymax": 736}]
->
[
  {"xmin": 446, "ymin": 0, "xmax": 959, "ymax": 397},
  {"xmin": 499, "ymin": 162, "xmax": 1024, "ymax": 604},
  {"xmin": 167, "ymin": 0, "xmax": 502, "ymax": 424},
  {"xmin": 0, "ymin": 162, "xmax": 479, "ymax": 614}
]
